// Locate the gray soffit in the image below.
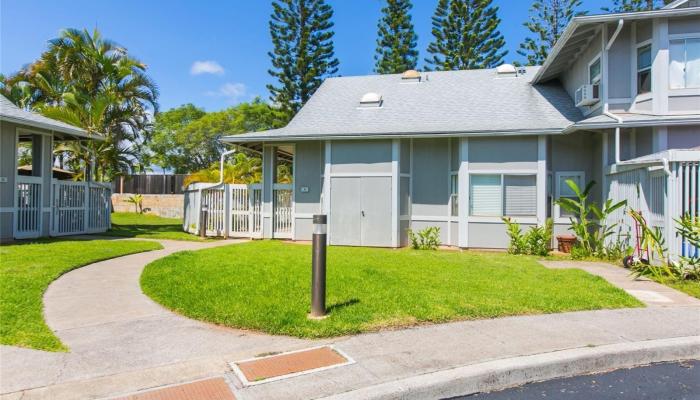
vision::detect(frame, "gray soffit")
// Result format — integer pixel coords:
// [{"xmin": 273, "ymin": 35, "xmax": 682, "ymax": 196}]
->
[
  {"xmin": 222, "ymin": 66, "xmax": 582, "ymax": 143},
  {"xmin": 0, "ymin": 95, "xmax": 103, "ymax": 140},
  {"xmin": 564, "ymin": 113, "xmax": 700, "ymax": 133},
  {"xmin": 533, "ymin": 7, "xmax": 700, "ymax": 84}
]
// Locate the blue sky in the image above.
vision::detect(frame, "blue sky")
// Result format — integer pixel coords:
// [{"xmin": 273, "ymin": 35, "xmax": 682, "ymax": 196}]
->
[{"xmin": 2, "ymin": 0, "xmax": 610, "ymax": 112}]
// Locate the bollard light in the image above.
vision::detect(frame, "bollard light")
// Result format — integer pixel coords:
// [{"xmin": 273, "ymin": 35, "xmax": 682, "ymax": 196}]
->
[
  {"xmin": 199, "ymin": 204, "xmax": 209, "ymax": 238},
  {"xmin": 310, "ymin": 214, "xmax": 327, "ymax": 319}
]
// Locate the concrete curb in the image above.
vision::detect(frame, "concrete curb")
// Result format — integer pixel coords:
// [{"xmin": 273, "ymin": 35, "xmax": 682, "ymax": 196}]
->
[{"xmin": 319, "ymin": 336, "xmax": 700, "ymax": 400}]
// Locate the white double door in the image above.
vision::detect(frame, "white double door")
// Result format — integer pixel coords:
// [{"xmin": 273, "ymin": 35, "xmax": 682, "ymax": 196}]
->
[{"xmin": 329, "ymin": 176, "xmax": 392, "ymax": 247}]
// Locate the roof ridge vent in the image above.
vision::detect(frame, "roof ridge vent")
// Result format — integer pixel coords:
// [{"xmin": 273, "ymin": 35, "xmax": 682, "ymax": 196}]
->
[
  {"xmin": 401, "ymin": 69, "xmax": 421, "ymax": 83},
  {"xmin": 359, "ymin": 92, "xmax": 383, "ymax": 108}
]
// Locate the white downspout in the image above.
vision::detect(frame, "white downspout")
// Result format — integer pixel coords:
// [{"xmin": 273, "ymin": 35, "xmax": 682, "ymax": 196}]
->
[
  {"xmin": 604, "ymin": 111, "xmax": 624, "ymax": 164},
  {"xmin": 606, "ymin": 19, "xmax": 624, "ymax": 51}
]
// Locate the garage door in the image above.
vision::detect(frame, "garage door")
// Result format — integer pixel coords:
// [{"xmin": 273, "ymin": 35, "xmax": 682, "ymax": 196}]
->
[{"xmin": 329, "ymin": 176, "xmax": 392, "ymax": 247}]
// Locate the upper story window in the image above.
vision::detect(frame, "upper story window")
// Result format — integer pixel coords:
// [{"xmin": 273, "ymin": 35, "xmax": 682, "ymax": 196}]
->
[
  {"xmin": 670, "ymin": 38, "xmax": 700, "ymax": 89},
  {"xmin": 589, "ymin": 58, "xmax": 601, "ymax": 85},
  {"xmin": 637, "ymin": 44, "xmax": 652, "ymax": 94}
]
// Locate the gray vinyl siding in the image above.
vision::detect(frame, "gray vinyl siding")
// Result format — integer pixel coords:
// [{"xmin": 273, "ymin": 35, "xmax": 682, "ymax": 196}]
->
[
  {"xmin": 330, "ymin": 140, "xmax": 392, "ymax": 174},
  {"xmin": 637, "ymin": 20, "xmax": 652, "ymax": 43},
  {"xmin": 563, "ymin": 31, "xmax": 602, "ymax": 114},
  {"xmin": 293, "ymin": 141, "xmax": 322, "ymax": 240},
  {"xmin": 469, "ymin": 222, "xmax": 537, "ymax": 249},
  {"xmin": 668, "ymin": 126, "xmax": 700, "ymax": 149},
  {"xmin": 608, "ymin": 23, "xmax": 632, "ymax": 100},
  {"xmin": 668, "ymin": 15, "xmax": 700, "ymax": 35},
  {"xmin": 468, "ymin": 136, "xmax": 538, "ymax": 171},
  {"xmin": 1, "ymin": 122, "xmax": 17, "ymax": 240}
]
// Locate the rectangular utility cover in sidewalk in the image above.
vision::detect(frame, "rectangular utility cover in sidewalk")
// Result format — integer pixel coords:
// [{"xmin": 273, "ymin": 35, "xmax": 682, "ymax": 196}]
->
[{"xmin": 231, "ymin": 345, "xmax": 353, "ymax": 385}]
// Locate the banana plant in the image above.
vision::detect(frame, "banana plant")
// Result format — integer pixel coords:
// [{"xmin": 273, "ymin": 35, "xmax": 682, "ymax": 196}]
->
[{"xmin": 556, "ymin": 179, "xmax": 626, "ymax": 258}]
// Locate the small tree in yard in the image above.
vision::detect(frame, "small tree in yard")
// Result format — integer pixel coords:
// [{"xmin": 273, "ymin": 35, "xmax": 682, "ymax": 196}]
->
[
  {"xmin": 125, "ymin": 194, "xmax": 144, "ymax": 214},
  {"xmin": 555, "ymin": 179, "xmax": 627, "ymax": 259}
]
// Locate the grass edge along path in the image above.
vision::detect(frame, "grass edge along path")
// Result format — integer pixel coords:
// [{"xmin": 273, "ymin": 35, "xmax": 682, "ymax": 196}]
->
[
  {"xmin": 0, "ymin": 239, "xmax": 163, "ymax": 351},
  {"xmin": 142, "ymin": 241, "xmax": 642, "ymax": 339},
  {"xmin": 107, "ymin": 212, "xmax": 208, "ymax": 242}
]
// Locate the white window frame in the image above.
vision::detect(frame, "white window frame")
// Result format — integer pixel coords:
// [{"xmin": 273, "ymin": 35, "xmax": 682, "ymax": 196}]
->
[
  {"xmin": 554, "ymin": 171, "xmax": 585, "ymax": 222},
  {"xmin": 669, "ymin": 34, "xmax": 700, "ymax": 91},
  {"xmin": 588, "ymin": 55, "xmax": 602, "ymax": 85},
  {"xmin": 636, "ymin": 42, "xmax": 653, "ymax": 95},
  {"xmin": 449, "ymin": 172, "xmax": 458, "ymax": 217},
  {"xmin": 468, "ymin": 172, "xmax": 538, "ymax": 220}
]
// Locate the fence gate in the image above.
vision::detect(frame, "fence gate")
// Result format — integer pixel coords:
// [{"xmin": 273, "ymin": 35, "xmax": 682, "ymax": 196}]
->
[
  {"xmin": 229, "ymin": 184, "xmax": 263, "ymax": 238},
  {"xmin": 52, "ymin": 180, "xmax": 87, "ymax": 236},
  {"xmin": 273, "ymin": 183, "xmax": 293, "ymax": 238},
  {"xmin": 14, "ymin": 176, "xmax": 43, "ymax": 239}
]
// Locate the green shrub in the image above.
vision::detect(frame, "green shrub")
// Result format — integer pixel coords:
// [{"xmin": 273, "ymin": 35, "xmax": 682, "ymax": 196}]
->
[
  {"xmin": 502, "ymin": 217, "xmax": 552, "ymax": 256},
  {"xmin": 408, "ymin": 226, "xmax": 441, "ymax": 250}
]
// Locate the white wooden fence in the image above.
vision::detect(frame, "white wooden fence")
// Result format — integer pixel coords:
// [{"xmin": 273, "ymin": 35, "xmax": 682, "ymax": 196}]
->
[
  {"xmin": 13, "ymin": 178, "xmax": 111, "ymax": 239},
  {"xmin": 183, "ymin": 183, "xmax": 279, "ymax": 239},
  {"xmin": 606, "ymin": 160, "xmax": 699, "ymax": 260},
  {"xmin": 52, "ymin": 180, "xmax": 111, "ymax": 236}
]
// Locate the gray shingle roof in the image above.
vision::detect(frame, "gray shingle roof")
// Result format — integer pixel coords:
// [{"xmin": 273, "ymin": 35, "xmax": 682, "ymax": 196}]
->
[
  {"xmin": 0, "ymin": 94, "xmax": 98, "ymax": 139},
  {"xmin": 223, "ymin": 66, "xmax": 583, "ymax": 142}
]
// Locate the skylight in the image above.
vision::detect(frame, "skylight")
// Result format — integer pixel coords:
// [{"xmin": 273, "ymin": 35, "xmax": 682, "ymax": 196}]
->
[{"xmin": 359, "ymin": 92, "xmax": 382, "ymax": 108}]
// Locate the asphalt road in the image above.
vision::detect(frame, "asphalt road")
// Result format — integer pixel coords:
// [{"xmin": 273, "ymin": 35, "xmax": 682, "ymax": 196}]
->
[{"xmin": 450, "ymin": 360, "xmax": 700, "ymax": 400}]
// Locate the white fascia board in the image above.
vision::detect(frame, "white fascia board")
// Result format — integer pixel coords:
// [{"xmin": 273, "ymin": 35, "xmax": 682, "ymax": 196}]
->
[{"xmin": 221, "ymin": 129, "xmax": 567, "ymax": 143}]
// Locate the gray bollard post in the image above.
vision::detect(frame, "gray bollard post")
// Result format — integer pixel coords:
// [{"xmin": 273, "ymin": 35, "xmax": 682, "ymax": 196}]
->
[
  {"xmin": 310, "ymin": 214, "xmax": 327, "ymax": 319},
  {"xmin": 199, "ymin": 204, "xmax": 209, "ymax": 238}
]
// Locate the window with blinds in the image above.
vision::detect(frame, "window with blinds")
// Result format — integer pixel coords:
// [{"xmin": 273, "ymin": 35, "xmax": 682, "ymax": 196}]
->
[
  {"xmin": 504, "ymin": 175, "xmax": 537, "ymax": 216},
  {"xmin": 469, "ymin": 174, "xmax": 537, "ymax": 217},
  {"xmin": 470, "ymin": 175, "xmax": 503, "ymax": 216}
]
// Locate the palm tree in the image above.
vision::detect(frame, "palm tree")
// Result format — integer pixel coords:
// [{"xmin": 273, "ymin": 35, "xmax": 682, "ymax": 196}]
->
[{"xmin": 1, "ymin": 28, "xmax": 158, "ymax": 181}]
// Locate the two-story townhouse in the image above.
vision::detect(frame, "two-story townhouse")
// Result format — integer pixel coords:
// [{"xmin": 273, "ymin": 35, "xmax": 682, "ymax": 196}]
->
[{"xmin": 186, "ymin": 2, "xmax": 699, "ymax": 259}]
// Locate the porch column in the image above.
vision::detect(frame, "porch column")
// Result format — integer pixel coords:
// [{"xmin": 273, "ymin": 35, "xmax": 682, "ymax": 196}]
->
[
  {"xmin": 262, "ymin": 145, "xmax": 277, "ymax": 238},
  {"xmin": 458, "ymin": 138, "xmax": 469, "ymax": 248},
  {"xmin": 537, "ymin": 135, "xmax": 547, "ymax": 226}
]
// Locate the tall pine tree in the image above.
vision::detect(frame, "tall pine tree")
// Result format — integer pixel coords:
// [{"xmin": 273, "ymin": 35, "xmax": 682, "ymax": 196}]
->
[
  {"xmin": 425, "ymin": 0, "xmax": 507, "ymax": 71},
  {"xmin": 603, "ymin": 0, "xmax": 673, "ymax": 11},
  {"xmin": 518, "ymin": 0, "xmax": 583, "ymax": 66},
  {"xmin": 374, "ymin": 0, "xmax": 419, "ymax": 74},
  {"xmin": 268, "ymin": 0, "xmax": 339, "ymax": 121}
]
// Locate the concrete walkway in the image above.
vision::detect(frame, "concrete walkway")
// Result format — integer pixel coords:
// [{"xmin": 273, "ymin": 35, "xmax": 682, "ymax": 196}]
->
[
  {"xmin": 540, "ymin": 259, "xmax": 700, "ymax": 307},
  {"xmin": 1, "ymin": 245, "xmax": 699, "ymax": 400}
]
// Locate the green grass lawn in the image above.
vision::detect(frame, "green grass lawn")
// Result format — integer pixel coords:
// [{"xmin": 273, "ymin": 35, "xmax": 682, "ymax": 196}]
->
[
  {"xmin": 142, "ymin": 241, "xmax": 642, "ymax": 338},
  {"xmin": 0, "ymin": 239, "xmax": 162, "ymax": 351},
  {"xmin": 654, "ymin": 278, "xmax": 700, "ymax": 299},
  {"xmin": 107, "ymin": 212, "xmax": 206, "ymax": 241}
]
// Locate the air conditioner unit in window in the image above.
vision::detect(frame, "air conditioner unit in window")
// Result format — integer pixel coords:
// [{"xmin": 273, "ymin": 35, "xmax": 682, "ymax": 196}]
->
[{"xmin": 575, "ymin": 84, "xmax": 600, "ymax": 107}]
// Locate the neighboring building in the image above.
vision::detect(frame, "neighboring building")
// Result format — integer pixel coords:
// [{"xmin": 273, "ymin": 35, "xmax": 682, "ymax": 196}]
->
[
  {"xmin": 0, "ymin": 95, "xmax": 111, "ymax": 241},
  {"xmin": 206, "ymin": 4, "xmax": 699, "ymax": 258}
]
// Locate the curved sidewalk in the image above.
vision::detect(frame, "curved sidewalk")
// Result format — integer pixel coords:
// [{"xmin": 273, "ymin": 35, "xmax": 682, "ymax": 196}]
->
[
  {"xmin": 0, "ymin": 239, "xmax": 317, "ymax": 399},
  {"xmin": 1, "ymin": 243, "xmax": 699, "ymax": 400}
]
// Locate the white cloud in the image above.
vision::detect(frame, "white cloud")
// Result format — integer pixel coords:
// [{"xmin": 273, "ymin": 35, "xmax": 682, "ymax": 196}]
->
[
  {"xmin": 190, "ymin": 60, "xmax": 225, "ymax": 75},
  {"xmin": 206, "ymin": 82, "xmax": 247, "ymax": 102}
]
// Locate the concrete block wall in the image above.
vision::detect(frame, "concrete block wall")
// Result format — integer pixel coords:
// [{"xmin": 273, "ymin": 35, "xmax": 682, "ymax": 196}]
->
[{"xmin": 111, "ymin": 194, "xmax": 184, "ymax": 219}]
